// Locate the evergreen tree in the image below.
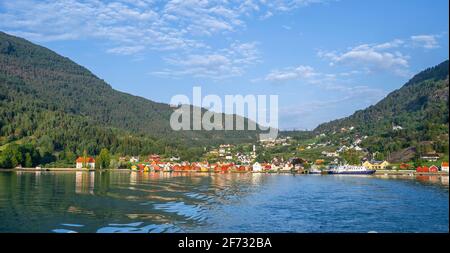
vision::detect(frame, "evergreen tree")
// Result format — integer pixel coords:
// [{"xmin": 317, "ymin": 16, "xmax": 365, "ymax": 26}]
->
[{"xmin": 24, "ymin": 153, "xmax": 32, "ymax": 167}]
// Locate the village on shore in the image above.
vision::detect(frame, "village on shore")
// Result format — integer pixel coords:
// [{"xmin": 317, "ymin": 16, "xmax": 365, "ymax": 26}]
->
[
  {"xmin": 9, "ymin": 130, "xmax": 448, "ymax": 176},
  {"xmin": 72, "ymin": 155, "xmax": 449, "ymax": 175},
  {"xmin": 67, "ymin": 135, "xmax": 449, "ymax": 175}
]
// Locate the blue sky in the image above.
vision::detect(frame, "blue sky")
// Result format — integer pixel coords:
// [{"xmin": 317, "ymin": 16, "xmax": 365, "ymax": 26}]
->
[{"xmin": 0, "ymin": 0, "xmax": 448, "ymax": 130}]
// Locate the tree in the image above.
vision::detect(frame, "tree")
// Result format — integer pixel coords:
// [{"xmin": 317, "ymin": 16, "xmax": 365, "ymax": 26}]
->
[
  {"xmin": 256, "ymin": 152, "xmax": 270, "ymax": 163},
  {"xmin": 98, "ymin": 148, "xmax": 111, "ymax": 169},
  {"xmin": 374, "ymin": 152, "xmax": 385, "ymax": 161},
  {"xmin": 95, "ymin": 156, "xmax": 101, "ymax": 170},
  {"xmin": 82, "ymin": 149, "xmax": 88, "ymax": 168},
  {"xmin": 37, "ymin": 135, "xmax": 54, "ymax": 156},
  {"xmin": 24, "ymin": 153, "xmax": 33, "ymax": 168},
  {"xmin": 342, "ymin": 149, "xmax": 363, "ymax": 165}
]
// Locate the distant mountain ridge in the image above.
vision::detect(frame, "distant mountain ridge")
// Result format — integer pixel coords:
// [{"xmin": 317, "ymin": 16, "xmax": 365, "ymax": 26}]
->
[
  {"xmin": 314, "ymin": 60, "xmax": 449, "ymax": 162},
  {"xmin": 0, "ymin": 31, "xmax": 259, "ymax": 158}
]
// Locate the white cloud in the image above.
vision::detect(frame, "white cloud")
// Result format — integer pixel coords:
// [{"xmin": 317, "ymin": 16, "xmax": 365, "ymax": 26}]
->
[
  {"xmin": 106, "ymin": 45, "xmax": 146, "ymax": 55},
  {"xmin": 265, "ymin": 65, "xmax": 318, "ymax": 82},
  {"xmin": 0, "ymin": 0, "xmax": 327, "ymax": 49},
  {"xmin": 410, "ymin": 34, "xmax": 440, "ymax": 49},
  {"xmin": 151, "ymin": 41, "xmax": 261, "ymax": 79},
  {"xmin": 373, "ymin": 39, "xmax": 404, "ymax": 50},
  {"xmin": 0, "ymin": 0, "xmax": 329, "ymax": 79},
  {"xmin": 318, "ymin": 41, "xmax": 410, "ymax": 76},
  {"xmin": 259, "ymin": 62, "xmax": 389, "ymax": 108},
  {"xmin": 266, "ymin": 0, "xmax": 328, "ymax": 12}
]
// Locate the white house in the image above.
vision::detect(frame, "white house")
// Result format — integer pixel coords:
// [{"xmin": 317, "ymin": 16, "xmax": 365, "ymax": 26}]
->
[
  {"xmin": 252, "ymin": 162, "xmax": 262, "ymax": 172},
  {"xmin": 130, "ymin": 156, "xmax": 139, "ymax": 163},
  {"xmin": 76, "ymin": 157, "xmax": 95, "ymax": 169},
  {"xmin": 441, "ymin": 162, "xmax": 449, "ymax": 173}
]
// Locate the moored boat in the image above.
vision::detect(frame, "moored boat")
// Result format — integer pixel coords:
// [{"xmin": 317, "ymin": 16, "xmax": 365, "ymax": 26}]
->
[
  {"xmin": 328, "ymin": 165, "xmax": 375, "ymax": 175},
  {"xmin": 309, "ymin": 168, "xmax": 323, "ymax": 174}
]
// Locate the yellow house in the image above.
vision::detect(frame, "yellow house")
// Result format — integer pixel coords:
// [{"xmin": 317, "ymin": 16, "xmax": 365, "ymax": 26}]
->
[{"xmin": 362, "ymin": 160, "xmax": 390, "ymax": 170}]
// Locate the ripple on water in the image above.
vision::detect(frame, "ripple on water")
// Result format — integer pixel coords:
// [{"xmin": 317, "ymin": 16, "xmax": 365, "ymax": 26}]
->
[
  {"xmin": 107, "ymin": 222, "xmax": 143, "ymax": 227},
  {"xmin": 184, "ymin": 192, "xmax": 212, "ymax": 201},
  {"xmin": 60, "ymin": 223, "xmax": 85, "ymax": 227},
  {"xmin": 153, "ymin": 201, "xmax": 207, "ymax": 222},
  {"xmin": 52, "ymin": 228, "xmax": 78, "ymax": 233},
  {"xmin": 96, "ymin": 223, "xmax": 181, "ymax": 233}
]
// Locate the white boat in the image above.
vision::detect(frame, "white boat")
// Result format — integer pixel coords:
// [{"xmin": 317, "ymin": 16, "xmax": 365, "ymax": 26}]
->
[
  {"xmin": 328, "ymin": 165, "xmax": 375, "ymax": 175},
  {"xmin": 309, "ymin": 168, "xmax": 323, "ymax": 174}
]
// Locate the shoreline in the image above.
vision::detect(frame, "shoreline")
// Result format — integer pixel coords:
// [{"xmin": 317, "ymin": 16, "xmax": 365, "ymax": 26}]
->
[{"xmin": 3, "ymin": 167, "xmax": 449, "ymax": 176}]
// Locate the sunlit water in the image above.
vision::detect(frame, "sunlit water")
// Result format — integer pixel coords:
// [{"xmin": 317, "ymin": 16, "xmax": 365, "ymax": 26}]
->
[{"xmin": 0, "ymin": 171, "xmax": 448, "ymax": 233}]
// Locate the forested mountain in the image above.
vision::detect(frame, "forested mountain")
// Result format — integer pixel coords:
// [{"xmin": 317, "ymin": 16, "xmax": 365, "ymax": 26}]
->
[
  {"xmin": 0, "ymin": 31, "xmax": 259, "ymax": 167},
  {"xmin": 315, "ymin": 60, "xmax": 449, "ymax": 161}
]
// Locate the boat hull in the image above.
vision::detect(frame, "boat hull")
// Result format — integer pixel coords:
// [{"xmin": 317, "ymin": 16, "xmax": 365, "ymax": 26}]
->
[{"xmin": 328, "ymin": 170, "xmax": 376, "ymax": 175}]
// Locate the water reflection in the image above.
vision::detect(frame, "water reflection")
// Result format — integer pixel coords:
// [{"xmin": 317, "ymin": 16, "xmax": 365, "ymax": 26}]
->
[
  {"xmin": 75, "ymin": 171, "xmax": 95, "ymax": 194},
  {"xmin": 374, "ymin": 174, "xmax": 449, "ymax": 187},
  {"xmin": 0, "ymin": 171, "xmax": 448, "ymax": 233}
]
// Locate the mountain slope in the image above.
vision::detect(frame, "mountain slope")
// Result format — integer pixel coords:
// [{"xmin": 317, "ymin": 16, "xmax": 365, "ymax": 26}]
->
[
  {"xmin": 0, "ymin": 31, "xmax": 259, "ymax": 163},
  {"xmin": 314, "ymin": 60, "xmax": 449, "ymax": 161}
]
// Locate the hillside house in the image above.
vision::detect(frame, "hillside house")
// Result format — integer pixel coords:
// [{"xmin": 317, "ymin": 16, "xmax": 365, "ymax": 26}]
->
[
  {"xmin": 322, "ymin": 151, "xmax": 339, "ymax": 157},
  {"xmin": 420, "ymin": 153, "xmax": 440, "ymax": 162},
  {"xmin": 129, "ymin": 156, "xmax": 139, "ymax": 163}
]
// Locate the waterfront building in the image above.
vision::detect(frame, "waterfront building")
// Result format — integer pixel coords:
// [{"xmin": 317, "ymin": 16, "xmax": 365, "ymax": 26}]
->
[
  {"xmin": 362, "ymin": 160, "xmax": 390, "ymax": 170},
  {"xmin": 429, "ymin": 165, "xmax": 439, "ymax": 173},
  {"xmin": 441, "ymin": 162, "xmax": 449, "ymax": 172},
  {"xmin": 252, "ymin": 162, "xmax": 262, "ymax": 172},
  {"xmin": 75, "ymin": 157, "xmax": 95, "ymax": 169},
  {"xmin": 416, "ymin": 166, "xmax": 430, "ymax": 173},
  {"xmin": 280, "ymin": 163, "xmax": 293, "ymax": 172}
]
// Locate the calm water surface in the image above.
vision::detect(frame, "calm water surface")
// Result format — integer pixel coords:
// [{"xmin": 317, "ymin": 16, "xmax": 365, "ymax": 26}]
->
[{"xmin": 0, "ymin": 171, "xmax": 448, "ymax": 233}]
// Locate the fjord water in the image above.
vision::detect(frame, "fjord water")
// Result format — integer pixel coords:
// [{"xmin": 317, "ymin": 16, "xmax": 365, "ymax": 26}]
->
[{"xmin": 0, "ymin": 171, "xmax": 448, "ymax": 233}]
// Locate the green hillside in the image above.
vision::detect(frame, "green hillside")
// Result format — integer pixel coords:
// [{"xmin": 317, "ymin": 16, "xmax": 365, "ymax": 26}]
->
[
  {"xmin": 315, "ymin": 60, "xmax": 449, "ymax": 162},
  {"xmin": 0, "ymin": 31, "xmax": 259, "ymax": 167}
]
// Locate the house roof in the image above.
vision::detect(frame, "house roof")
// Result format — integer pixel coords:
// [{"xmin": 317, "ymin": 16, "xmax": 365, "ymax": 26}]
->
[
  {"xmin": 369, "ymin": 160, "xmax": 386, "ymax": 164},
  {"xmin": 421, "ymin": 153, "xmax": 440, "ymax": 157},
  {"xmin": 76, "ymin": 157, "xmax": 95, "ymax": 163}
]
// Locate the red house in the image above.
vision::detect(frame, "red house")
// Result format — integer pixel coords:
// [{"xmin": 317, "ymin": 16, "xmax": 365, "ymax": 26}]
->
[
  {"xmin": 416, "ymin": 166, "xmax": 429, "ymax": 173},
  {"xmin": 152, "ymin": 164, "xmax": 161, "ymax": 172},
  {"xmin": 221, "ymin": 165, "xmax": 230, "ymax": 172},
  {"xmin": 237, "ymin": 166, "xmax": 247, "ymax": 172},
  {"xmin": 429, "ymin": 165, "xmax": 439, "ymax": 173},
  {"xmin": 399, "ymin": 163, "xmax": 411, "ymax": 169},
  {"xmin": 172, "ymin": 165, "xmax": 181, "ymax": 171},
  {"xmin": 263, "ymin": 164, "xmax": 272, "ymax": 171}
]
